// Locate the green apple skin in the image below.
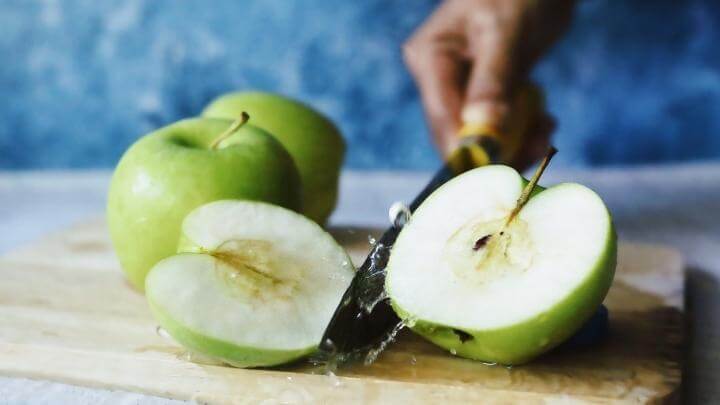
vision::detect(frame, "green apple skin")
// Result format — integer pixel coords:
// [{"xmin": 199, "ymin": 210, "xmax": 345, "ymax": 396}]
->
[
  {"xmin": 388, "ymin": 186, "xmax": 617, "ymax": 366},
  {"xmin": 147, "ymin": 276, "xmax": 313, "ymax": 368},
  {"xmin": 107, "ymin": 118, "xmax": 302, "ymax": 291},
  {"xmin": 202, "ymin": 91, "xmax": 345, "ymax": 224}
]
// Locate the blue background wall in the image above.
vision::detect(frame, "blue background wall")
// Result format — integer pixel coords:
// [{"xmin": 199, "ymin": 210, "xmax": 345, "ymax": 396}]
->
[{"xmin": 0, "ymin": 0, "xmax": 718, "ymax": 170}]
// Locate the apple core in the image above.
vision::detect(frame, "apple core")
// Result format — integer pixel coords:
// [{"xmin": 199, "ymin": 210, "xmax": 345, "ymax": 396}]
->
[
  {"xmin": 444, "ymin": 217, "xmax": 535, "ymax": 285},
  {"xmin": 207, "ymin": 239, "xmax": 301, "ymax": 302}
]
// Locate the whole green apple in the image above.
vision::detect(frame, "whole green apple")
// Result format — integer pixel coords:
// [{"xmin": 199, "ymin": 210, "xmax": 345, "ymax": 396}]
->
[
  {"xmin": 107, "ymin": 116, "xmax": 302, "ymax": 290},
  {"xmin": 202, "ymin": 91, "xmax": 345, "ymax": 224},
  {"xmin": 386, "ymin": 165, "xmax": 616, "ymax": 365}
]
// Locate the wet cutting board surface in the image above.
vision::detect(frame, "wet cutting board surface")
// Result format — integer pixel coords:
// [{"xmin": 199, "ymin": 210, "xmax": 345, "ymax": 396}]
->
[{"xmin": 0, "ymin": 219, "xmax": 683, "ymax": 403}]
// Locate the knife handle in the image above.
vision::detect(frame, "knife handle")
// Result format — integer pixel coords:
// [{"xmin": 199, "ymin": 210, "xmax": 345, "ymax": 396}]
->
[{"xmin": 452, "ymin": 83, "xmax": 545, "ymax": 170}]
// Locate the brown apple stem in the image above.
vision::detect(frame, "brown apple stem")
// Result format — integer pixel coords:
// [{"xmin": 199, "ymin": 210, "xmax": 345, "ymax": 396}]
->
[
  {"xmin": 210, "ymin": 112, "xmax": 250, "ymax": 150},
  {"xmin": 504, "ymin": 146, "xmax": 557, "ymax": 227}
]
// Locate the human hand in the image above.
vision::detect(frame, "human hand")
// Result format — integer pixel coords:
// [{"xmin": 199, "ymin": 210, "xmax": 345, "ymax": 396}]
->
[{"xmin": 403, "ymin": 0, "xmax": 575, "ymax": 170}]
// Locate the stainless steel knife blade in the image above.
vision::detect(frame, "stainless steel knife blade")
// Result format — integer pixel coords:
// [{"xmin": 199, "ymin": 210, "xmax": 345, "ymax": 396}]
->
[{"xmin": 315, "ymin": 136, "xmax": 503, "ymax": 365}]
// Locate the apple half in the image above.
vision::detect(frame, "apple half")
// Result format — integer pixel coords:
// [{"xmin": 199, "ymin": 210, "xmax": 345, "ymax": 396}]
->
[
  {"xmin": 145, "ymin": 200, "xmax": 354, "ymax": 367},
  {"xmin": 386, "ymin": 165, "xmax": 616, "ymax": 365}
]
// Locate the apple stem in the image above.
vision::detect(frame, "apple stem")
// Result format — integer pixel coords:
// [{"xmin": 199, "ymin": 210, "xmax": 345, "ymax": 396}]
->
[
  {"xmin": 504, "ymin": 147, "xmax": 557, "ymax": 226},
  {"xmin": 210, "ymin": 112, "xmax": 250, "ymax": 150}
]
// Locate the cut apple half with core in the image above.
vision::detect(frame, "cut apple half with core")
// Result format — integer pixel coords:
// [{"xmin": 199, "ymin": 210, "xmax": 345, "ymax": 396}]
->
[
  {"xmin": 386, "ymin": 165, "xmax": 616, "ymax": 365},
  {"xmin": 145, "ymin": 200, "xmax": 354, "ymax": 367}
]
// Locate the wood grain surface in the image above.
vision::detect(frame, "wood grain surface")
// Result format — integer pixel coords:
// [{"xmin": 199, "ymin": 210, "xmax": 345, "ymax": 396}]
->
[{"xmin": 0, "ymin": 219, "xmax": 683, "ymax": 404}]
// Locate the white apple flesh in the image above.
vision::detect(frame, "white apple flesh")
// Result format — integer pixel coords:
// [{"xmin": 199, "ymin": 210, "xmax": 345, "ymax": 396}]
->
[
  {"xmin": 145, "ymin": 200, "xmax": 354, "ymax": 367},
  {"xmin": 386, "ymin": 165, "xmax": 616, "ymax": 365}
]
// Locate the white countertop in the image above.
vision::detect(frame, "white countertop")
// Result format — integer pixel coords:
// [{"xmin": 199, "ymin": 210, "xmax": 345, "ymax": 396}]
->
[{"xmin": 2, "ymin": 163, "xmax": 719, "ymax": 403}]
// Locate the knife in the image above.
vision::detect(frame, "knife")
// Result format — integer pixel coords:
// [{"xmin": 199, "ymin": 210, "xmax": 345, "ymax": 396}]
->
[{"xmin": 315, "ymin": 85, "xmax": 544, "ymax": 365}]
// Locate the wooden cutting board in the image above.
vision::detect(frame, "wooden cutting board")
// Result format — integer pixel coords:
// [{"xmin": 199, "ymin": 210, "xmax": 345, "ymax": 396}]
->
[{"xmin": 0, "ymin": 219, "xmax": 683, "ymax": 403}]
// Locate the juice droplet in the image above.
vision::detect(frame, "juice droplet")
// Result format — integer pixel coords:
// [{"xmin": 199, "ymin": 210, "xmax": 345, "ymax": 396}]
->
[
  {"xmin": 388, "ymin": 202, "xmax": 411, "ymax": 228},
  {"xmin": 362, "ymin": 291, "xmax": 388, "ymax": 314},
  {"xmin": 364, "ymin": 322, "xmax": 405, "ymax": 365},
  {"xmin": 155, "ymin": 326, "xmax": 171, "ymax": 340},
  {"xmin": 403, "ymin": 316, "xmax": 418, "ymax": 328},
  {"xmin": 368, "ymin": 235, "xmax": 377, "ymax": 246},
  {"xmin": 326, "ymin": 370, "xmax": 341, "ymax": 387},
  {"xmin": 449, "ymin": 348, "xmax": 457, "ymax": 355},
  {"xmin": 323, "ymin": 338, "xmax": 337, "ymax": 353},
  {"xmin": 409, "ymin": 355, "xmax": 417, "ymax": 365}
]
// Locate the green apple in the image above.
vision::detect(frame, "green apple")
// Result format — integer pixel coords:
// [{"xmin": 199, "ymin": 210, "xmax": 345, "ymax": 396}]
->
[
  {"xmin": 107, "ymin": 116, "xmax": 302, "ymax": 290},
  {"xmin": 145, "ymin": 200, "xmax": 354, "ymax": 367},
  {"xmin": 202, "ymin": 91, "xmax": 345, "ymax": 224},
  {"xmin": 385, "ymin": 164, "xmax": 616, "ymax": 365}
]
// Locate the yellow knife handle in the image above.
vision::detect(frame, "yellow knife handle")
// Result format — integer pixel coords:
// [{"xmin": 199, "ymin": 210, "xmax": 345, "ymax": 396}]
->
[{"xmin": 452, "ymin": 83, "xmax": 545, "ymax": 170}]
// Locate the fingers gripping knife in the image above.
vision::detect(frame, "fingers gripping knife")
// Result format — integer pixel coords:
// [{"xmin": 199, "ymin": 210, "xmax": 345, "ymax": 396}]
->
[{"xmin": 315, "ymin": 85, "xmax": 545, "ymax": 364}]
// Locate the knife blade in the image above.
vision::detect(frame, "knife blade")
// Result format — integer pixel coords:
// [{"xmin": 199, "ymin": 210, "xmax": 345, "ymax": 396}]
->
[{"xmin": 315, "ymin": 135, "xmax": 503, "ymax": 364}]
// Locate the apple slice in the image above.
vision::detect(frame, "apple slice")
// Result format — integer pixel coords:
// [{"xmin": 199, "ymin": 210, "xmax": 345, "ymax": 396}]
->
[
  {"xmin": 145, "ymin": 200, "xmax": 354, "ymax": 368},
  {"xmin": 386, "ymin": 165, "xmax": 616, "ymax": 365}
]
